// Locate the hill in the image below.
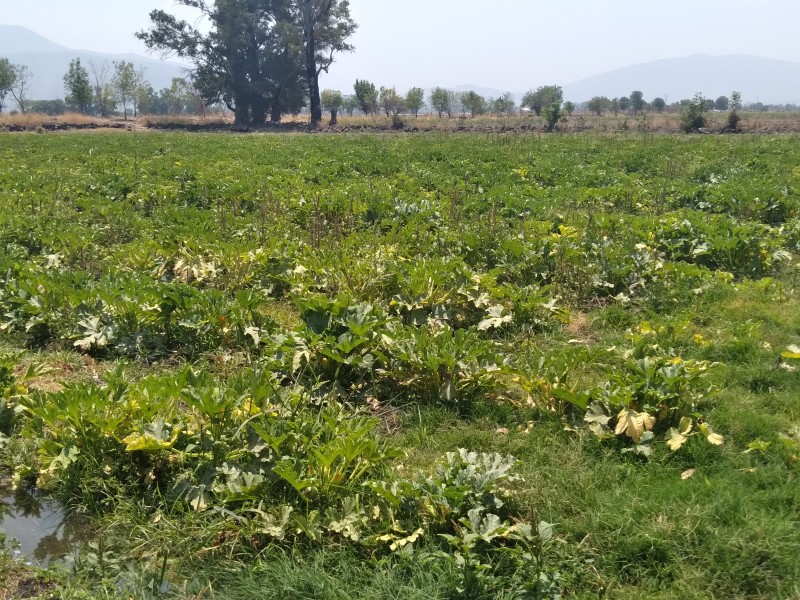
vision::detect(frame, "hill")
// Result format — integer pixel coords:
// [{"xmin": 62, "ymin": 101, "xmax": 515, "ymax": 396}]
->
[
  {"xmin": 0, "ymin": 25, "xmax": 187, "ymax": 101},
  {"xmin": 562, "ymin": 55, "xmax": 800, "ymax": 104}
]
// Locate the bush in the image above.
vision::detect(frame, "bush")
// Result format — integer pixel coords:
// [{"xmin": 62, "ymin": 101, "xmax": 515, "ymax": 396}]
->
[{"xmin": 681, "ymin": 94, "xmax": 708, "ymax": 133}]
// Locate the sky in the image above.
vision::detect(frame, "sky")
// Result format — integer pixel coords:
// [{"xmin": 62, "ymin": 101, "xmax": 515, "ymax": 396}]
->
[{"xmin": 3, "ymin": 0, "xmax": 800, "ymax": 92}]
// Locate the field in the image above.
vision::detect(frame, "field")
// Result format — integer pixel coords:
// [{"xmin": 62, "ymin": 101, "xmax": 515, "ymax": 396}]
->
[{"xmin": 0, "ymin": 130, "xmax": 799, "ymax": 599}]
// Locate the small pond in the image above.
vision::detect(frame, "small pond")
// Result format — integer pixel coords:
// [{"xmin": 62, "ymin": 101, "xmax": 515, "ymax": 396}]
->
[{"xmin": 0, "ymin": 486, "xmax": 90, "ymax": 565}]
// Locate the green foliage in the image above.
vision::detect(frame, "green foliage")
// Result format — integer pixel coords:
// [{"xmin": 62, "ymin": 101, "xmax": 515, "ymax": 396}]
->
[
  {"xmin": 385, "ymin": 325, "xmax": 506, "ymax": 404},
  {"xmin": 63, "ymin": 58, "xmax": 93, "ymax": 114},
  {"xmin": 542, "ymin": 101, "xmax": 564, "ymax": 132},
  {"xmin": 586, "ymin": 351, "xmax": 722, "ymax": 454},
  {"xmin": 0, "ymin": 57, "xmax": 15, "ymax": 112},
  {"xmin": 492, "ymin": 92, "xmax": 516, "ymax": 116},
  {"xmin": 354, "ymin": 79, "xmax": 378, "ymax": 115},
  {"xmin": 111, "ymin": 61, "xmax": 137, "ymax": 120},
  {"xmin": 405, "ymin": 87, "xmax": 425, "ymax": 117},
  {"xmin": 587, "ymin": 96, "xmax": 611, "ymax": 115},
  {"xmin": 460, "ymin": 91, "xmax": 487, "ymax": 118},
  {"xmin": 378, "ymin": 86, "xmax": 405, "ymax": 117},
  {"xmin": 0, "ymin": 132, "xmax": 799, "ymax": 598},
  {"xmin": 630, "ymin": 90, "xmax": 645, "ymax": 114},
  {"xmin": 681, "ymin": 93, "xmax": 708, "ymax": 132},
  {"xmin": 429, "ymin": 87, "xmax": 453, "ymax": 118},
  {"xmin": 137, "ymin": 1, "xmax": 355, "ymax": 126},
  {"xmin": 521, "ymin": 85, "xmax": 563, "ymax": 116}
]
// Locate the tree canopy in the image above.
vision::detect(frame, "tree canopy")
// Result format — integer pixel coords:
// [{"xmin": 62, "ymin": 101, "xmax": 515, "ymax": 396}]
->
[
  {"xmin": 137, "ymin": 0, "xmax": 355, "ymax": 128},
  {"xmin": 64, "ymin": 58, "xmax": 93, "ymax": 114},
  {"xmin": 521, "ymin": 85, "xmax": 563, "ymax": 116}
]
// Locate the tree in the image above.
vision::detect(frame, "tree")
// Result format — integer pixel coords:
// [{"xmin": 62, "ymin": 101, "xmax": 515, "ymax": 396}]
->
[
  {"xmin": 618, "ymin": 96, "xmax": 631, "ymax": 113},
  {"xmin": 298, "ymin": 0, "xmax": 357, "ymax": 127},
  {"xmin": 64, "ymin": 58, "xmax": 93, "ymax": 114},
  {"xmin": 320, "ymin": 88, "xmax": 343, "ymax": 123},
  {"xmin": 164, "ymin": 77, "xmax": 189, "ymax": 116},
  {"xmin": 563, "ymin": 100, "xmax": 576, "ymax": 116},
  {"xmin": 112, "ymin": 61, "xmax": 137, "ymax": 119},
  {"xmin": 651, "ymin": 97, "xmax": 666, "ymax": 113},
  {"xmin": 521, "ymin": 85, "xmax": 562, "ymax": 116},
  {"xmin": 542, "ymin": 102, "xmax": 564, "ymax": 132},
  {"xmin": 138, "ymin": 1, "xmax": 354, "ymax": 128},
  {"xmin": 728, "ymin": 91, "xmax": 742, "ymax": 131},
  {"xmin": 461, "ymin": 90, "xmax": 486, "ymax": 117},
  {"xmin": 730, "ymin": 91, "xmax": 742, "ymax": 112},
  {"xmin": 342, "ymin": 94, "xmax": 358, "ymax": 116},
  {"xmin": 429, "ymin": 87, "xmax": 452, "ymax": 118},
  {"xmin": 353, "ymin": 79, "xmax": 378, "ymax": 114},
  {"xmin": 587, "ymin": 96, "xmax": 610, "ymax": 116},
  {"xmin": 630, "ymin": 90, "xmax": 645, "ymax": 115},
  {"xmin": 129, "ymin": 67, "xmax": 149, "ymax": 117},
  {"xmin": 715, "ymin": 96, "xmax": 729, "ymax": 111},
  {"xmin": 0, "ymin": 58, "xmax": 15, "ymax": 113},
  {"xmin": 379, "ymin": 86, "xmax": 405, "ymax": 117},
  {"xmin": 405, "ymin": 87, "xmax": 424, "ymax": 117},
  {"xmin": 89, "ymin": 60, "xmax": 113, "ymax": 117},
  {"xmin": 9, "ymin": 64, "xmax": 31, "ymax": 113},
  {"xmin": 681, "ymin": 93, "xmax": 707, "ymax": 133},
  {"xmin": 611, "ymin": 97, "xmax": 620, "ymax": 116},
  {"xmin": 493, "ymin": 92, "xmax": 516, "ymax": 116}
]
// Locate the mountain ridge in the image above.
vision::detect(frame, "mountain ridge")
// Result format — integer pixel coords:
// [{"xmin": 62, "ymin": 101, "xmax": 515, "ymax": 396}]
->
[
  {"xmin": 0, "ymin": 25, "xmax": 187, "ymax": 101},
  {"xmin": 3, "ymin": 25, "xmax": 800, "ymax": 105}
]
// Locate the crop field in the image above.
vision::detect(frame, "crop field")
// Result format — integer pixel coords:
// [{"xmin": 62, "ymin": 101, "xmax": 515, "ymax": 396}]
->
[{"xmin": 0, "ymin": 131, "xmax": 799, "ymax": 599}]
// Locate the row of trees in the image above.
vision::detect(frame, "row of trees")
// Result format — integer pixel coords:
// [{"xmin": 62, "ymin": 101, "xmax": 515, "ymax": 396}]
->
[
  {"xmin": 0, "ymin": 54, "xmax": 212, "ymax": 118},
  {"xmin": 63, "ymin": 58, "xmax": 207, "ymax": 118}
]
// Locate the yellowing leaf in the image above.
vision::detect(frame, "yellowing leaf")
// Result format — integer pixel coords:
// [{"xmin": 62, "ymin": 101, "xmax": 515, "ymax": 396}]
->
[
  {"xmin": 665, "ymin": 428, "xmax": 688, "ymax": 451},
  {"xmin": 781, "ymin": 345, "xmax": 800, "ymax": 360},
  {"xmin": 123, "ymin": 433, "xmax": 175, "ymax": 452},
  {"xmin": 681, "ymin": 469, "xmax": 696, "ymax": 480},
  {"xmin": 615, "ymin": 409, "xmax": 655, "ymax": 443},
  {"xmin": 706, "ymin": 433, "xmax": 724, "ymax": 446}
]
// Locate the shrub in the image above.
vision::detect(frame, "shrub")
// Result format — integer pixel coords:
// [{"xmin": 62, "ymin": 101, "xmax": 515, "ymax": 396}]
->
[{"xmin": 681, "ymin": 93, "xmax": 708, "ymax": 133}]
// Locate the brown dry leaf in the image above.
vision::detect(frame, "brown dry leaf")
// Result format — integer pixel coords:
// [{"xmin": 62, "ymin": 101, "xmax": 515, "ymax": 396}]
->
[{"xmin": 615, "ymin": 409, "xmax": 655, "ymax": 443}]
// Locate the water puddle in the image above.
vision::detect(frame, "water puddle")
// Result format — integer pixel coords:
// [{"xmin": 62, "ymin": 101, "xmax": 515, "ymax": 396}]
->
[{"xmin": 0, "ymin": 486, "xmax": 91, "ymax": 565}]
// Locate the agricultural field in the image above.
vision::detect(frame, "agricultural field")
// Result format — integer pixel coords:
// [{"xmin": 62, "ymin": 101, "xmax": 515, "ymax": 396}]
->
[{"xmin": 0, "ymin": 130, "xmax": 799, "ymax": 599}]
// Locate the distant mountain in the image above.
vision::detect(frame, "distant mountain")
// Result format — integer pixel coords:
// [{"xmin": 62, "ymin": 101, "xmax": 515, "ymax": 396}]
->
[
  {"xmin": 0, "ymin": 24, "xmax": 69, "ymax": 55},
  {"xmin": 562, "ymin": 55, "xmax": 800, "ymax": 105},
  {"xmin": 0, "ymin": 25, "xmax": 187, "ymax": 101}
]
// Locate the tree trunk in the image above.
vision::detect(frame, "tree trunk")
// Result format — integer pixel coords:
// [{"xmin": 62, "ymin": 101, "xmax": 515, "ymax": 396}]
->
[
  {"xmin": 330, "ymin": 107, "xmax": 337, "ymax": 126},
  {"xmin": 233, "ymin": 101, "xmax": 250, "ymax": 130},
  {"xmin": 302, "ymin": 2, "xmax": 322, "ymax": 127}
]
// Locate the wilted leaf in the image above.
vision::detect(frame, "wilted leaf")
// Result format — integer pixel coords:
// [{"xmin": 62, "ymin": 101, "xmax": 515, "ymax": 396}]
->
[
  {"xmin": 665, "ymin": 427, "xmax": 688, "ymax": 451},
  {"xmin": 615, "ymin": 409, "xmax": 655, "ymax": 443},
  {"xmin": 681, "ymin": 469, "xmax": 696, "ymax": 480}
]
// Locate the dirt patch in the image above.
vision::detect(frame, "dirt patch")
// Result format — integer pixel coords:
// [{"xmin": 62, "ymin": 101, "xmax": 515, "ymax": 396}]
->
[
  {"xmin": 564, "ymin": 312, "xmax": 596, "ymax": 345},
  {"xmin": 16, "ymin": 354, "xmax": 99, "ymax": 394},
  {"xmin": 0, "ymin": 561, "xmax": 56, "ymax": 600}
]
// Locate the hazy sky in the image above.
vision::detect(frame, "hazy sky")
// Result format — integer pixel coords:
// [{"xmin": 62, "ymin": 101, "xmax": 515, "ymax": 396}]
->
[{"xmin": 3, "ymin": 0, "xmax": 799, "ymax": 92}]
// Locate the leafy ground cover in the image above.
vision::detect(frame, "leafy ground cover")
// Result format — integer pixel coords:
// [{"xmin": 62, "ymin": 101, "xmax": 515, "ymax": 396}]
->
[{"xmin": 0, "ymin": 131, "xmax": 798, "ymax": 598}]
